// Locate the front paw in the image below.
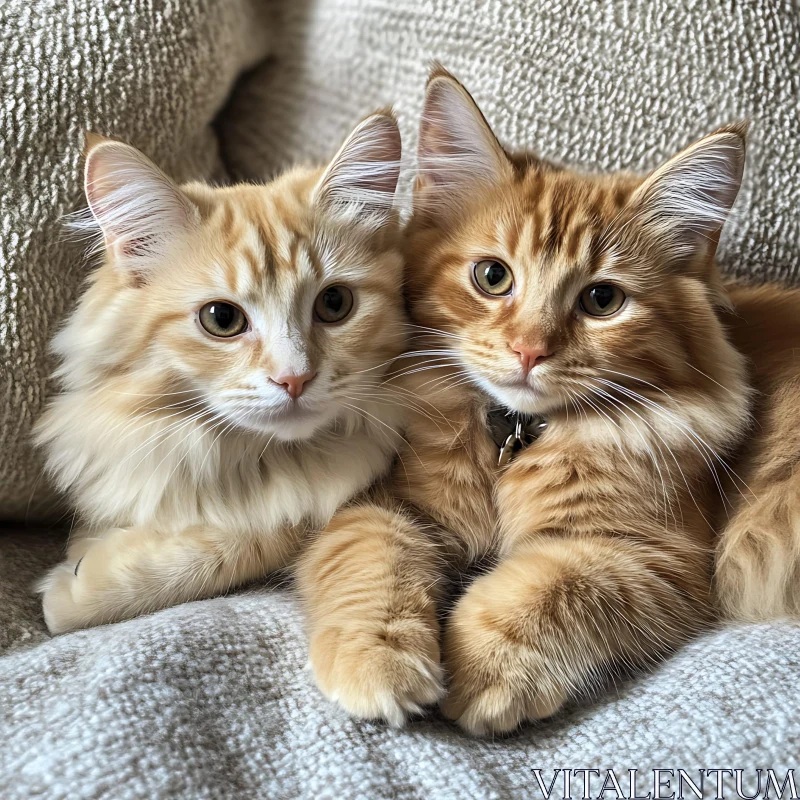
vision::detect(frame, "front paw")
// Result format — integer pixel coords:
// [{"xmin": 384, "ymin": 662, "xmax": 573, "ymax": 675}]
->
[
  {"xmin": 39, "ymin": 562, "xmax": 87, "ymax": 635},
  {"xmin": 39, "ymin": 537, "xmax": 104, "ymax": 634},
  {"xmin": 441, "ymin": 604, "xmax": 568, "ymax": 736},
  {"xmin": 310, "ymin": 617, "xmax": 444, "ymax": 727}
]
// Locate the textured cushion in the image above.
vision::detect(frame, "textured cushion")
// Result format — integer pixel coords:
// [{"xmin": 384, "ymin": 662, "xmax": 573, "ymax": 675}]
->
[
  {"xmin": 0, "ymin": 0, "xmax": 272, "ymax": 520},
  {"xmin": 1, "ymin": 526, "xmax": 798, "ymax": 798},
  {"xmin": 222, "ymin": 0, "xmax": 800, "ymax": 287}
]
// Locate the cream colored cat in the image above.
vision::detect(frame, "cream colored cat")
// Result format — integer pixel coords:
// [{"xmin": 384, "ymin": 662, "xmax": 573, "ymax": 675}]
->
[{"xmin": 37, "ymin": 113, "xmax": 406, "ymax": 634}]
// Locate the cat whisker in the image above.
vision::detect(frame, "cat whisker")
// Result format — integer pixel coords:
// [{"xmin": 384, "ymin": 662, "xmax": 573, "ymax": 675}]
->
[
  {"xmin": 348, "ymin": 381, "xmax": 465, "ymax": 443},
  {"xmin": 158, "ymin": 412, "xmax": 230, "ymax": 493},
  {"xmin": 342, "ymin": 390, "xmax": 452, "ymax": 435},
  {"xmin": 393, "ymin": 349, "xmax": 460, "ymax": 360},
  {"xmin": 128, "ymin": 409, "xmax": 221, "ymax": 476},
  {"xmin": 195, "ymin": 417, "xmax": 240, "ymax": 482},
  {"xmin": 117, "ymin": 407, "xmax": 209, "ymax": 467},
  {"xmin": 591, "ymin": 370, "xmax": 752, "ymax": 506},
  {"xmin": 349, "ymin": 354, "xmax": 410, "ymax": 376},
  {"xmin": 340, "ymin": 402, "xmax": 418, "ymax": 484},
  {"xmin": 340, "ymin": 401, "xmax": 427, "ymax": 475},
  {"xmin": 414, "ymin": 368, "xmax": 473, "ymax": 393},
  {"xmin": 576, "ymin": 386, "xmax": 671, "ymax": 524},
  {"xmin": 257, "ymin": 431, "xmax": 278, "ymax": 462},
  {"xmin": 107, "ymin": 388, "xmax": 199, "ymax": 398},
  {"xmin": 581, "ymin": 383, "xmax": 714, "ymax": 530},
  {"xmin": 339, "ymin": 400, "xmax": 406, "ymax": 446},
  {"xmin": 432, "ymin": 374, "xmax": 478, "ymax": 393},
  {"xmin": 595, "ymin": 368, "xmax": 674, "ymax": 399},
  {"xmin": 577, "ymin": 386, "xmax": 679, "ymax": 532},
  {"xmin": 383, "ymin": 361, "xmax": 465, "ymax": 381},
  {"xmin": 595, "ymin": 377, "xmax": 755, "ymax": 504},
  {"xmin": 684, "ymin": 361, "xmax": 755, "ymax": 404},
  {"xmin": 109, "ymin": 398, "xmax": 209, "ymax": 447},
  {"xmin": 404, "ymin": 323, "xmax": 467, "ymax": 341}
]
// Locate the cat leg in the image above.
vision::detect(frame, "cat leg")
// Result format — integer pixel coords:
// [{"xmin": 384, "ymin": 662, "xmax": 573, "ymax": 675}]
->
[
  {"xmin": 441, "ymin": 535, "xmax": 708, "ymax": 735},
  {"xmin": 714, "ymin": 369, "xmax": 800, "ymax": 620},
  {"xmin": 40, "ymin": 526, "xmax": 279, "ymax": 634},
  {"xmin": 296, "ymin": 505, "xmax": 444, "ymax": 726},
  {"xmin": 716, "ymin": 473, "xmax": 800, "ymax": 620}
]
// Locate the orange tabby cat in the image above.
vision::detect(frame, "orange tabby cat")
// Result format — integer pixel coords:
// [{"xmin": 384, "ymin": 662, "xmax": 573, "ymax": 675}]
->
[{"xmin": 298, "ymin": 68, "xmax": 800, "ymax": 735}]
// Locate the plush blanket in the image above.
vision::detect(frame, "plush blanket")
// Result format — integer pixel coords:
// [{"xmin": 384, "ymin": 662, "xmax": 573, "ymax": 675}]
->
[{"xmin": 1, "ymin": 527, "xmax": 798, "ymax": 800}]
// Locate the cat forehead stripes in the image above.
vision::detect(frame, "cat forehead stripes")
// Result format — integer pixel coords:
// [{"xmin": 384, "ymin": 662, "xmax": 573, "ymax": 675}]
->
[
  {"xmin": 498, "ymin": 171, "xmax": 641, "ymax": 271},
  {"xmin": 184, "ymin": 174, "xmax": 395, "ymax": 309},
  {"xmin": 192, "ymin": 181, "xmax": 323, "ymax": 298},
  {"xmin": 415, "ymin": 67, "xmax": 745, "ymax": 286},
  {"xmin": 80, "ymin": 111, "xmax": 402, "ymax": 286}
]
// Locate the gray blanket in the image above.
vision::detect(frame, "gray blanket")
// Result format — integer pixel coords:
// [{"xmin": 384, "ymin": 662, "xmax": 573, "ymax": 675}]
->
[{"xmin": 1, "ymin": 528, "xmax": 798, "ymax": 800}]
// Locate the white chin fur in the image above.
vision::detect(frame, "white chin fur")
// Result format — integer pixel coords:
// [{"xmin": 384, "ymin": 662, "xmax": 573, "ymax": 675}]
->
[
  {"xmin": 231, "ymin": 404, "xmax": 340, "ymax": 441},
  {"xmin": 472, "ymin": 373, "xmax": 559, "ymax": 415},
  {"xmin": 235, "ymin": 414, "xmax": 326, "ymax": 441},
  {"xmin": 268, "ymin": 416, "xmax": 329, "ymax": 442}
]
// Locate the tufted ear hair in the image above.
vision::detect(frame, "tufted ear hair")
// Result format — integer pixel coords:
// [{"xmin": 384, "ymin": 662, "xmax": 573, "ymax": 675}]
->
[
  {"xmin": 415, "ymin": 65, "xmax": 513, "ymax": 218},
  {"xmin": 80, "ymin": 133, "xmax": 199, "ymax": 274},
  {"xmin": 313, "ymin": 112, "xmax": 402, "ymax": 226},
  {"xmin": 627, "ymin": 124, "xmax": 747, "ymax": 264}
]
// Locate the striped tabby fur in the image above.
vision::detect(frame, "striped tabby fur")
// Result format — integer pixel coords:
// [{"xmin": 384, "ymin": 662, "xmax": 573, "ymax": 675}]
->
[
  {"xmin": 36, "ymin": 113, "xmax": 407, "ymax": 634},
  {"xmin": 299, "ymin": 68, "xmax": 800, "ymax": 735}
]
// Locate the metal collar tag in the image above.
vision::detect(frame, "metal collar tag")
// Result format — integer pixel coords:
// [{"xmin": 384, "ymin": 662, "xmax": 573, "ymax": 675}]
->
[{"xmin": 486, "ymin": 408, "xmax": 548, "ymax": 467}]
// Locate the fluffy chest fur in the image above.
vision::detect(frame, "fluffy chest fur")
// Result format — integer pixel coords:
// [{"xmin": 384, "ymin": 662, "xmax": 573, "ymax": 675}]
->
[
  {"xmin": 396, "ymin": 367, "xmax": 749, "ymax": 569},
  {"xmin": 40, "ymin": 389, "xmax": 402, "ymax": 551}
]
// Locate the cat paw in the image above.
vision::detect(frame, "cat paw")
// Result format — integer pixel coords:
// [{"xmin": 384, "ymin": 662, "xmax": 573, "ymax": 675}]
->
[
  {"xmin": 39, "ymin": 562, "xmax": 87, "ymax": 635},
  {"xmin": 309, "ymin": 618, "xmax": 445, "ymax": 727},
  {"xmin": 441, "ymin": 607, "xmax": 568, "ymax": 736},
  {"xmin": 441, "ymin": 671, "xmax": 566, "ymax": 736},
  {"xmin": 39, "ymin": 537, "xmax": 104, "ymax": 634}
]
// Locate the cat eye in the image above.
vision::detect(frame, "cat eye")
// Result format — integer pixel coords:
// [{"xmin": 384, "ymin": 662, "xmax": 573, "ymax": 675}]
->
[
  {"xmin": 473, "ymin": 260, "xmax": 513, "ymax": 296},
  {"xmin": 314, "ymin": 285, "xmax": 354, "ymax": 324},
  {"xmin": 198, "ymin": 301, "xmax": 248, "ymax": 338},
  {"xmin": 579, "ymin": 284, "xmax": 626, "ymax": 317}
]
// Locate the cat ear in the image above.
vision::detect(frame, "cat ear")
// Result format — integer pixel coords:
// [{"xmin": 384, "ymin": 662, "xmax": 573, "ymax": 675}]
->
[
  {"xmin": 415, "ymin": 66, "xmax": 513, "ymax": 217},
  {"xmin": 313, "ymin": 112, "xmax": 401, "ymax": 225},
  {"xmin": 82, "ymin": 133, "xmax": 199, "ymax": 272},
  {"xmin": 627, "ymin": 124, "xmax": 747, "ymax": 261}
]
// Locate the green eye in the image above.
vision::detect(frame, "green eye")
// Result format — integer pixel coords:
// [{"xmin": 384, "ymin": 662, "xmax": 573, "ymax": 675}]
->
[
  {"xmin": 198, "ymin": 301, "xmax": 248, "ymax": 338},
  {"xmin": 473, "ymin": 260, "xmax": 513, "ymax": 296},
  {"xmin": 579, "ymin": 284, "xmax": 626, "ymax": 317},
  {"xmin": 314, "ymin": 285, "xmax": 354, "ymax": 323}
]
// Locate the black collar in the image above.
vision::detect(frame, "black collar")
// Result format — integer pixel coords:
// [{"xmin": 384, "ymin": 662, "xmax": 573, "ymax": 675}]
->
[{"xmin": 486, "ymin": 408, "xmax": 548, "ymax": 466}]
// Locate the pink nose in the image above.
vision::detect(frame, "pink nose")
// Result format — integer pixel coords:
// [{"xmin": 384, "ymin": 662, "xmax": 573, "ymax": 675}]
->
[
  {"xmin": 272, "ymin": 372, "xmax": 316, "ymax": 400},
  {"xmin": 511, "ymin": 342, "xmax": 552, "ymax": 374}
]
